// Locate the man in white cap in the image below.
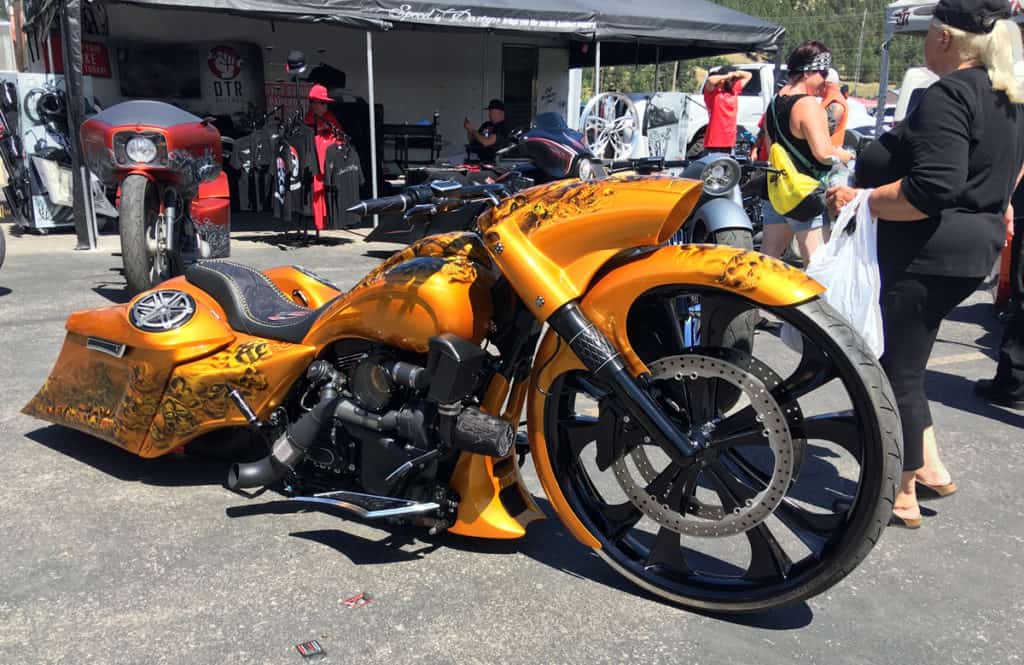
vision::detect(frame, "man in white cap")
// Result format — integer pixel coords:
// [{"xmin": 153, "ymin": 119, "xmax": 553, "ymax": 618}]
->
[{"xmin": 821, "ymin": 68, "xmax": 848, "ymax": 146}]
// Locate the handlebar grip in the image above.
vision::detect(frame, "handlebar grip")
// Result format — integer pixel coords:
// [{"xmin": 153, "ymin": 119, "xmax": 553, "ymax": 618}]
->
[
  {"xmin": 347, "ymin": 194, "xmax": 413, "ymax": 217},
  {"xmin": 346, "ymin": 184, "xmax": 434, "ymax": 217}
]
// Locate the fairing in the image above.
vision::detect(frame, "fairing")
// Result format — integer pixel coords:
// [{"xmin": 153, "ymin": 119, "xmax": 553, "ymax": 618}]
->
[
  {"xmin": 81, "ymin": 100, "xmax": 222, "ymax": 193},
  {"xmin": 477, "ymin": 176, "xmax": 704, "ymax": 321}
]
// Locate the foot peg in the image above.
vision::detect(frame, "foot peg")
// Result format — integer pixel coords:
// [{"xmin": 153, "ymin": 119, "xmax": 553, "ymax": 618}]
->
[{"xmin": 291, "ymin": 489, "xmax": 440, "ymax": 519}]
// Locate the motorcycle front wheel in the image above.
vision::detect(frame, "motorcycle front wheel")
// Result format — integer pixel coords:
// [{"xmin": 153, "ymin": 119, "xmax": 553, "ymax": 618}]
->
[
  {"xmin": 119, "ymin": 174, "xmax": 182, "ymax": 296},
  {"xmin": 541, "ymin": 291, "xmax": 901, "ymax": 612}
]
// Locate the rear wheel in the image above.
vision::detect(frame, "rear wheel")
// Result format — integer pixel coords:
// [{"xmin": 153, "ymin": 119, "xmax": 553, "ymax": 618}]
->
[
  {"xmin": 0, "ymin": 222, "xmax": 5, "ymax": 270},
  {"xmin": 120, "ymin": 174, "xmax": 181, "ymax": 296},
  {"xmin": 541, "ymin": 294, "xmax": 900, "ymax": 612}
]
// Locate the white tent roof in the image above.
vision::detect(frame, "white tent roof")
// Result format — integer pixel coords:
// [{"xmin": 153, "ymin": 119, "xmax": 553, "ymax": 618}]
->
[{"xmin": 885, "ymin": 0, "xmax": 1024, "ymax": 37}]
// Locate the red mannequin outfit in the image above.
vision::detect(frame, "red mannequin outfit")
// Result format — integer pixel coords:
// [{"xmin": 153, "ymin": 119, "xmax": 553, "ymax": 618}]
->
[{"xmin": 304, "ymin": 108, "xmax": 343, "ymax": 231}]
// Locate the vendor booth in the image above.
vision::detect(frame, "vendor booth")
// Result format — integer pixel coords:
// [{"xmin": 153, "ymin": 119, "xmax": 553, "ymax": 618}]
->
[
  {"xmin": 19, "ymin": 0, "xmax": 784, "ymax": 247},
  {"xmin": 877, "ymin": 0, "xmax": 1024, "ymax": 134}
]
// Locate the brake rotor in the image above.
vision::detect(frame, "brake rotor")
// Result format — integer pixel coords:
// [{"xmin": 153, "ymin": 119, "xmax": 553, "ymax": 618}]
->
[{"xmin": 612, "ymin": 353, "xmax": 796, "ymax": 538}]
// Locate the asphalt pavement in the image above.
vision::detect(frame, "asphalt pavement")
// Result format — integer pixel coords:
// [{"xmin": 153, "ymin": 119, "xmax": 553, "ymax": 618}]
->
[{"xmin": 0, "ymin": 219, "xmax": 1021, "ymax": 665}]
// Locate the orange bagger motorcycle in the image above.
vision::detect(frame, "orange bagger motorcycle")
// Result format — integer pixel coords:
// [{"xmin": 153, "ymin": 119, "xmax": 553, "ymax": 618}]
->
[{"xmin": 25, "ymin": 174, "xmax": 900, "ymax": 612}]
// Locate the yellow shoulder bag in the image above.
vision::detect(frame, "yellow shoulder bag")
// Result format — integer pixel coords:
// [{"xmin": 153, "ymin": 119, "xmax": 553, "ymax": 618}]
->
[{"xmin": 767, "ymin": 99, "xmax": 827, "ymax": 222}]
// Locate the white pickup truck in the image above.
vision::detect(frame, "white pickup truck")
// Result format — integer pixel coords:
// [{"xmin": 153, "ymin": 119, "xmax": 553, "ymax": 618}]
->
[{"xmin": 579, "ymin": 63, "xmax": 872, "ymax": 160}]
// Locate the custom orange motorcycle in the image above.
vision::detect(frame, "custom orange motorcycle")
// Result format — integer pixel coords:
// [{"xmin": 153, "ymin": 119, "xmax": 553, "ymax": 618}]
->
[{"xmin": 25, "ymin": 171, "xmax": 900, "ymax": 612}]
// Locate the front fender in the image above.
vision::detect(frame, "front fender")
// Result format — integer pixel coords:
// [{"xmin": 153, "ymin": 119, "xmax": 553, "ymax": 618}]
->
[
  {"xmin": 526, "ymin": 244, "xmax": 823, "ymax": 548},
  {"xmin": 690, "ymin": 197, "xmax": 752, "ymax": 236}
]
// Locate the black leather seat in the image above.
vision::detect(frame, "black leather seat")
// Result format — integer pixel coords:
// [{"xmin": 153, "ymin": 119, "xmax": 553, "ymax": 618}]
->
[{"xmin": 185, "ymin": 260, "xmax": 336, "ymax": 343}]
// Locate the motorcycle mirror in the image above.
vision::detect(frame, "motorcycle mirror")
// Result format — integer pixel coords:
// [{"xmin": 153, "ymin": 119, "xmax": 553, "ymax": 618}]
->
[{"xmin": 286, "ymin": 50, "xmax": 307, "ymax": 76}]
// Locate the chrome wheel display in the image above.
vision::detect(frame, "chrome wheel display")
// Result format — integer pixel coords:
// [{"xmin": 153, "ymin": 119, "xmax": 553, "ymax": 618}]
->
[{"xmin": 579, "ymin": 92, "xmax": 641, "ymax": 161}]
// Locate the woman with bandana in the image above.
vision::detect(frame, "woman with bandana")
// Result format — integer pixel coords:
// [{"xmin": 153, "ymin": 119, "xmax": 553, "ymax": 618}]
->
[
  {"xmin": 827, "ymin": 0, "xmax": 1024, "ymax": 528},
  {"xmin": 760, "ymin": 42, "xmax": 855, "ymax": 263}
]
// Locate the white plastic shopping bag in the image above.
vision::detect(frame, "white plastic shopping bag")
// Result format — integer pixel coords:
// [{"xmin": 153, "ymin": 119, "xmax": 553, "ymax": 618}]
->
[{"xmin": 794, "ymin": 189, "xmax": 885, "ymax": 357}]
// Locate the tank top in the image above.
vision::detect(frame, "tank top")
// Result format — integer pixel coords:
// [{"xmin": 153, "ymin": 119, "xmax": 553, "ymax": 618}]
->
[{"xmin": 765, "ymin": 94, "xmax": 828, "ymax": 179}]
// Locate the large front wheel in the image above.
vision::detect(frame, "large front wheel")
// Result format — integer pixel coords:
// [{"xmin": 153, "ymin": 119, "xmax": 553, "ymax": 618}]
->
[
  {"xmin": 119, "ymin": 175, "xmax": 182, "ymax": 296},
  {"xmin": 541, "ymin": 293, "xmax": 901, "ymax": 612}
]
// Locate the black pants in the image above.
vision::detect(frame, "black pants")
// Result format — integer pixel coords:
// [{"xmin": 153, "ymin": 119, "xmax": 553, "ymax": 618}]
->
[
  {"xmin": 992, "ymin": 224, "xmax": 1024, "ymax": 396},
  {"xmin": 879, "ymin": 272, "xmax": 982, "ymax": 471}
]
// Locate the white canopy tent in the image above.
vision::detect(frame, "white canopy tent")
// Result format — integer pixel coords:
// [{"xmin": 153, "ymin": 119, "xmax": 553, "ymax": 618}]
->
[{"xmin": 877, "ymin": 0, "xmax": 1024, "ymax": 133}]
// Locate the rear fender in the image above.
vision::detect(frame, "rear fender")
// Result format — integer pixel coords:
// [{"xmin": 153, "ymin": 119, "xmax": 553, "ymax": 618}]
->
[{"xmin": 527, "ymin": 244, "xmax": 824, "ymax": 548}]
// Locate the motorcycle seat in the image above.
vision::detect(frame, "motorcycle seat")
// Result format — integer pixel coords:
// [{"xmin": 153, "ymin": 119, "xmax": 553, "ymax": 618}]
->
[{"xmin": 185, "ymin": 260, "xmax": 335, "ymax": 343}]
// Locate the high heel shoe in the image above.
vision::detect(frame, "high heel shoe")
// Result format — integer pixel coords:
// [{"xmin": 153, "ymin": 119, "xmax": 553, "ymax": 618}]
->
[
  {"xmin": 915, "ymin": 479, "xmax": 958, "ymax": 498},
  {"xmin": 889, "ymin": 513, "xmax": 922, "ymax": 529}
]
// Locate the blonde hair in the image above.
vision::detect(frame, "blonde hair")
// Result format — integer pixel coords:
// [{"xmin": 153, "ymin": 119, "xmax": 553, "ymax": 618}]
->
[{"xmin": 935, "ymin": 17, "xmax": 1024, "ymax": 103}]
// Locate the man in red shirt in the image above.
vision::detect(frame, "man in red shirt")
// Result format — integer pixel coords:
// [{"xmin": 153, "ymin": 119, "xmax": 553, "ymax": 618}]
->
[{"xmin": 702, "ymin": 66, "xmax": 753, "ymax": 154}]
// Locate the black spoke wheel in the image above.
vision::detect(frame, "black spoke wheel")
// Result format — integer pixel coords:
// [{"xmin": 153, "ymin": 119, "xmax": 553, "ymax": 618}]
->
[{"xmin": 542, "ymin": 292, "xmax": 900, "ymax": 612}]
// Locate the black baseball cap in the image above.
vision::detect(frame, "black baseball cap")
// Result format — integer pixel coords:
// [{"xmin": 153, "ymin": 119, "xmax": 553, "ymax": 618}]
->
[
  {"xmin": 934, "ymin": 0, "xmax": 1011, "ymax": 34},
  {"xmin": 485, "ymin": 99, "xmax": 505, "ymax": 111}
]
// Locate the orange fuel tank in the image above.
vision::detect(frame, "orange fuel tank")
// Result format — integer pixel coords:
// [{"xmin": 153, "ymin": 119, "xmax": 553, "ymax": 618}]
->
[{"xmin": 303, "ymin": 232, "xmax": 499, "ymax": 352}]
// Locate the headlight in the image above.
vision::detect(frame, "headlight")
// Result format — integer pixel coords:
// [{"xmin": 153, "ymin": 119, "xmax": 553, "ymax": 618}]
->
[
  {"xmin": 125, "ymin": 136, "xmax": 158, "ymax": 164},
  {"xmin": 700, "ymin": 157, "xmax": 741, "ymax": 197},
  {"xmin": 577, "ymin": 158, "xmax": 607, "ymax": 181}
]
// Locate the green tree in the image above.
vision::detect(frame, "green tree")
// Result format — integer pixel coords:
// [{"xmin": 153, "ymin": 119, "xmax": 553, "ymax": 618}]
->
[{"xmin": 578, "ymin": 1, "xmax": 923, "ymax": 99}]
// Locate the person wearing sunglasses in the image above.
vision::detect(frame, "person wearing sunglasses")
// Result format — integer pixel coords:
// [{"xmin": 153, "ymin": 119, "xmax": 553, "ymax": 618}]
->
[{"xmin": 760, "ymin": 41, "xmax": 854, "ymax": 263}]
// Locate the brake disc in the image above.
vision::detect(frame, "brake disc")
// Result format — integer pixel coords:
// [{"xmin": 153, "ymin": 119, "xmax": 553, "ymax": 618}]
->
[{"xmin": 612, "ymin": 353, "xmax": 796, "ymax": 538}]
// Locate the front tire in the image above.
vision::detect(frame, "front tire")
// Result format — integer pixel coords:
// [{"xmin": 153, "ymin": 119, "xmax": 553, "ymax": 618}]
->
[
  {"xmin": 119, "ymin": 175, "xmax": 180, "ymax": 296},
  {"xmin": 541, "ymin": 295, "xmax": 901, "ymax": 613}
]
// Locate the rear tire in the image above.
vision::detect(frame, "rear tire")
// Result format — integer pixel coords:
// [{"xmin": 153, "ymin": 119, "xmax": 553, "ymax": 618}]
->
[{"xmin": 0, "ymin": 223, "xmax": 6, "ymax": 271}]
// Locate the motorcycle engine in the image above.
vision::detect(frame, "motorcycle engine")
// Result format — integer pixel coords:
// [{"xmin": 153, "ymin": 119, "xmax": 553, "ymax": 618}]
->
[{"xmin": 294, "ymin": 342, "xmax": 443, "ymax": 503}]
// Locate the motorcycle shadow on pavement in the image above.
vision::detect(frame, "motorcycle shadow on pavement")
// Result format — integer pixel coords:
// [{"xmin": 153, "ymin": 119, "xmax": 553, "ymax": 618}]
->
[
  {"xmin": 24, "ymin": 425, "xmax": 229, "ymax": 487},
  {"xmin": 225, "ymin": 495, "xmax": 813, "ymax": 629},
  {"xmin": 0, "ymin": 287, "xmax": 11, "ymax": 298}
]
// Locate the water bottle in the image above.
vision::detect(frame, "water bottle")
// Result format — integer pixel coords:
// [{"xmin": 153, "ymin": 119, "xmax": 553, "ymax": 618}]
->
[{"xmin": 826, "ymin": 156, "xmax": 851, "ymax": 188}]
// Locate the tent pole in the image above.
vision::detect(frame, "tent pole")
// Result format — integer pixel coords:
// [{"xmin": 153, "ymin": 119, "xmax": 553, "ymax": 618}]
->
[
  {"xmin": 876, "ymin": 38, "xmax": 891, "ymax": 136},
  {"xmin": 654, "ymin": 46, "xmax": 661, "ymax": 92},
  {"xmin": 59, "ymin": 0, "xmax": 97, "ymax": 250},
  {"xmin": 594, "ymin": 40, "xmax": 601, "ymax": 95},
  {"xmin": 366, "ymin": 30, "xmax": 379, "ymax": 227}
]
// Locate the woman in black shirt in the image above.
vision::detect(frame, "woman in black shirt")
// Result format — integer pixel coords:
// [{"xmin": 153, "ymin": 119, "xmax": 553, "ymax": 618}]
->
[{"xmin": 827, "ymin": 0, "xmax": 1024, "ymax": 528}]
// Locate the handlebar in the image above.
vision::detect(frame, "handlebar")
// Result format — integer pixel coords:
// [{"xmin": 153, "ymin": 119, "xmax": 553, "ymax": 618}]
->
[
  {"xmin": 346, "ymin": 184, "xmax": 434, "ymax": 216},
  {"xmin": 347, "ymin": 181, "xmax": 511, "ymax": 219}
]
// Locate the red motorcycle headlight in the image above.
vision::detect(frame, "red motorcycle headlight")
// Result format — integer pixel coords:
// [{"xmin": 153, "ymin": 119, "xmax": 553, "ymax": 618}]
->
[{"xmin": 113, "ymin": 131, "xmax": 168, "ymax": 166}]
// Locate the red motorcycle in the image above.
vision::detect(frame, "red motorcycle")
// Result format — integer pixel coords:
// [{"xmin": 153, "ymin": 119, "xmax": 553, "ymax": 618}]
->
[{"xmin": 81, "ymin": 100, "xmax": 230, "ymax": 295}]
